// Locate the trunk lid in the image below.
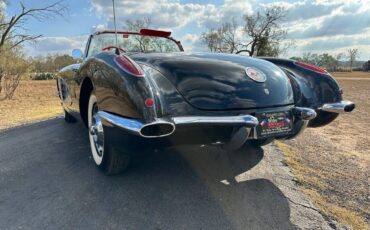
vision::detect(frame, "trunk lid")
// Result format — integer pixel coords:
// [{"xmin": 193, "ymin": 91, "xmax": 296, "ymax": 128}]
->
[{"xmin": 132, "ymin": 52, "xmax": 294, "ymax": 110}]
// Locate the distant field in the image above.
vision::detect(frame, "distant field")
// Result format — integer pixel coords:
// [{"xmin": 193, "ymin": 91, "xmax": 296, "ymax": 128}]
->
[
  {"xmin": 331, "ymin": 71, "xmax": 370, "ymax": 78},
  {"xmin": 278, "ymin": 71, "xmax": 370, "ymax": 229},
  {"xmin": 0, "ymin": 80, "xmax": 62, "ymax": 130}
]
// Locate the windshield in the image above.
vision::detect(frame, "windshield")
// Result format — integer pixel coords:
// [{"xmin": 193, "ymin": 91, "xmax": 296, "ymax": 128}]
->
[{"xmin": 88, "ymin": 33, "xmax": 181, "ymax": 56}]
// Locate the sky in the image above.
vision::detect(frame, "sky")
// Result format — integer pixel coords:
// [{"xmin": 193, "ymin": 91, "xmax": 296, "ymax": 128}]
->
[{"xmin": 4, "ymin": 0, "xmax": 370, "ymax": 60}]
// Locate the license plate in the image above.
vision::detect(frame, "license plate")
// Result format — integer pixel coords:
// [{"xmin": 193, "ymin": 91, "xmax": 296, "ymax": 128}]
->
[{"xmin": 256, "ymin": 111, "xmax": 293, "ymax": 137}]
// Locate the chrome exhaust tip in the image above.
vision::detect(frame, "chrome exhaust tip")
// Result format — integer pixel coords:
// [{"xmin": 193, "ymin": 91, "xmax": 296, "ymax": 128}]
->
[
  {"xmin": 140, "ymin": 122, "xmax": 175, "ymax": 138},
  {"xmin": 97, "ymin": 111, "xmax": 175, "ymax": 138},
  {"xmin": 321, "ymin": 100, "xmax": 355, "ymax": 113},
  {"xmin": 343, "ymin": 103, "xmax": 355, "ymax": 112}
]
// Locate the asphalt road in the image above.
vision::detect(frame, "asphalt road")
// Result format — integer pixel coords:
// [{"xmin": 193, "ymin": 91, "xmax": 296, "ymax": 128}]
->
[{"xmin": 0, "ymin": 118, "xmax": 333, "ymax": 230}]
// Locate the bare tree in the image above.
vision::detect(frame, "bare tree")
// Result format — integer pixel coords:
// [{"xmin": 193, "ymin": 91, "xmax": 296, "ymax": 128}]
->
[
  {"xmin": 202, "ymin": 29, "xmax": 221, "ymax": 52},
  {"xmin": 124, "ymin": 17, "xmax": 151, "ymax": 31},
  {"xmin": 335, "ymin": 52, "xmax": 345, "ymax": 62},
  {"xmin": 347, "ymin": 48, "xmax": 359, "ymax": 71},
  {"xmin": 123, "ymin": 17, "xmax": 151, "ymax": 52},
  {"xmin": 237, "ymin": 6, "xmax": 287, "ymax": 56},
  {"xmin": 201, "ymin": 6, "xmax": 287, "ymax": 57},
  {"xmin": 0, "ymin": 47, "xmax": 27, "ymax": 100},
  {"xmin": 202, "ymin": 20, "xmax": 240, "ymax": 53},
  {"xmin": 0, "ymin": 1, "xmax": 67, "ymax": 53},
  {"xmin": 0, "ymin": 0, "xmax": 66, "ymax": 100}
]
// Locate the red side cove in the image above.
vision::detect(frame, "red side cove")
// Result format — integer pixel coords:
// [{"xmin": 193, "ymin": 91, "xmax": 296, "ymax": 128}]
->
[
  {"xmin": 115, "ymin": 56, "xmax": 145, "ymax": 76},
  {"xmin": 295, "ymin": 61, "xmax": 328, "ymax": 74}
]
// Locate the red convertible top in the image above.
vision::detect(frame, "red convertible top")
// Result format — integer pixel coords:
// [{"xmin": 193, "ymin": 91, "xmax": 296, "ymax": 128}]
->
[
  {"xmin": 93, "ymin": 28, "xmax": 183, "ymax": 50},
  {"xmin": 94, "ymin": 29, "xmax": 172, "ymax": 37}
]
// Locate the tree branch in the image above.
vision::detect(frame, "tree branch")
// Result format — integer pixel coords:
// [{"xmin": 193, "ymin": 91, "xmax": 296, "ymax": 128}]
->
[{"xmin": 0, "ymin": 0, "xmax": 67, "ymax": 51}]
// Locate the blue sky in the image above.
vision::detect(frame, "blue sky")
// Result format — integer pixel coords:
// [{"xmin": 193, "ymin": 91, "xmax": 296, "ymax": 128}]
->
[
  {"xmin": 4, "ymin": 0, "xmax": 370, "ymax": 59},
  {"xmin": 5, "ymin": 0, "xmax": 102, "ymax": 36}
]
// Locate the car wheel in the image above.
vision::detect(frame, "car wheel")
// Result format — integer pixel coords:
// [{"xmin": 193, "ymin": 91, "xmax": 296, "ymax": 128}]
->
[
  {"xmin": 63, "ymin": 109, "xmax": 75, "ymax": 123},
  {"xmin": 248, "ymin": 138, "xmax": 274, "ymax": 147},
  {"xmin": 88, "ymin": 93, "xmax": 130, "ymax": 175}
]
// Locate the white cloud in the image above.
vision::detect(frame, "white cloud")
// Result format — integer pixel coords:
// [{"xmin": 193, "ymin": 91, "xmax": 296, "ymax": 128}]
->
[
  {"xmin": 91, "ymin": 0, "xmax": 214, "ymax": 29},
  {"xmin": 90, "ymin": 0, "xmax": 253, "ymax": 29},
  {"xmin": 180, "ymin": 33, "xmax": 203, "ymax": 52},
  {"xmin": 91, "ymin": 24, "xmax": 107, "ymax": 33},
  {"xmin": 23, "ymin": 0, "xmax": 370, "ymax": 59},
  {"xmin": 0, "ymin": 0, "xmax": 6, "ymax": 17},
  {"xmin": 25, "ymin": 36, "xmax": 88, "ymax": 56}
]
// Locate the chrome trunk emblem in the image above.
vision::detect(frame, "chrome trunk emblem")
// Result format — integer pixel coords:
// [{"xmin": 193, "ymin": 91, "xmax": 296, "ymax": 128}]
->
[{"xmin": 245, "ymin": 67, "xmax": 267, "ymax": 83}]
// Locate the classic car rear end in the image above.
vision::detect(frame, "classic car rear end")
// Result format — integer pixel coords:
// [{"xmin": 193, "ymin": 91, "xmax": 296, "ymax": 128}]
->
[{"xmin": 57, "ymin": 29, "xmax": 354, "ymax": 175}]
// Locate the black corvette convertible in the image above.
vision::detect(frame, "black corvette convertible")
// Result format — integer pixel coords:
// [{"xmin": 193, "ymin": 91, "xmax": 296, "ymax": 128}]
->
[{"xmin": 57, "ymin": 29, "xmax": 355, "ymax": 175}]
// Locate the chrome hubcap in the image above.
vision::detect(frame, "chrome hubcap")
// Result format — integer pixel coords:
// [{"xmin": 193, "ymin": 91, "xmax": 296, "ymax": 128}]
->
[{"xmin": 90, "ymin": 104, "xmax": 104, "ymax": 157}]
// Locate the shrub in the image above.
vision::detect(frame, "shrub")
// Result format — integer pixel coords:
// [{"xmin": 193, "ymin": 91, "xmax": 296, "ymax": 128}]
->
[{"xmin": 30, "ymin": 72, "xmax": 56, "ymax": 80}]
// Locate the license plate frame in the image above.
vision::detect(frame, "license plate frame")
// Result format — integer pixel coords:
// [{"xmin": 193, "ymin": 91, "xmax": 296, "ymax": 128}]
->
[{"xmin": 256, "ymin": 110, "xmax": 293, "ymax": 138}]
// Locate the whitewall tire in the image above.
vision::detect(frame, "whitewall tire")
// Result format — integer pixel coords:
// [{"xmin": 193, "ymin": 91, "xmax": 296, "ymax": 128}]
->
[{"xmin": 87, "ymin": 93, "xmax": 130, "ymax": 175}]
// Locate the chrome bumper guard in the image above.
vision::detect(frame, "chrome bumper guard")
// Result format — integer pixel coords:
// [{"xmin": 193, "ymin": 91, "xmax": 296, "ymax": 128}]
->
[
  {"xmin": 294, "ymin": 107, "xmax": 317, "ymax": 120},
  {"xmin": 320, "ymin": 100, "xmax": 355, "ymax": 113}
]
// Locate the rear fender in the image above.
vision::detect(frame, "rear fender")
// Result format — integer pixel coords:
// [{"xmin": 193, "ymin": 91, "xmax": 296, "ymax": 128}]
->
[
  {"xmin": 141, "ymin": 64, "xmax": 193, "ymax": 117},
  {"xmin": 262, "ymin": 58, "xmax": 342, "ymax": 127},
  {"xmin": 78, "ymin": 53, "xmax": 157, "ymax": 122}
]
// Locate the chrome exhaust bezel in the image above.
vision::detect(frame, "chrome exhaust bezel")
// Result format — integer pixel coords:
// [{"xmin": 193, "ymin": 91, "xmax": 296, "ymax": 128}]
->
[{"xmin": 97, "ymin": 111, "xmax": 175, "ymax": 138}]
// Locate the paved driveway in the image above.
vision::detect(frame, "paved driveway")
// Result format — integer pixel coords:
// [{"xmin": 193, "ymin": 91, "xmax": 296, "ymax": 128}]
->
[{"xmin": 0, "ymin": 119, "xmax": 332, "ymax": 230}]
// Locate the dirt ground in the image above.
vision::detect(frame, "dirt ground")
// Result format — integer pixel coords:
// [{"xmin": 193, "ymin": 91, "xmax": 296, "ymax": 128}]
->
[
  {"xmin": 0, "ymin": 80, "xmax": 62, "ymax": 130},
  {"xmin": 279, "ymin": 71, "xmax": 370, "ymax": 229}
]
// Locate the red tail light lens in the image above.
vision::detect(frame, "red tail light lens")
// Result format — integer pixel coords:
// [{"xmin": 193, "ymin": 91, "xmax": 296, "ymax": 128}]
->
[
  {"xmin": 145, "ymin": 98, "xmax": 154, "ymax": 107},
  {"xmin": 295, "ymin": 61, "xmax": 328, "ymax": 74},
  {"xmin": 115, "ymin": 55, "xmax": 145, "ymax": 76}
]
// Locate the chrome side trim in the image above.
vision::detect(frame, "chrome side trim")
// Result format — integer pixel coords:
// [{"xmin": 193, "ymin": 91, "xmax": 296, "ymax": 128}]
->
[
  {"xmin": 172, "ymin": 115, "xmax": 259, "ymax": 127},
  {"xmin": 320, "ymin": 100, "xmax": 355, "ymax": 113},
  {"xmin": 98, "ymin": 111, "xmax": 144, "ymax": 135}
]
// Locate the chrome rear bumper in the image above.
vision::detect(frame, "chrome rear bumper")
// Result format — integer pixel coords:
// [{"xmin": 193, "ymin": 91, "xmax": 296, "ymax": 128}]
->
[
  {"xmin": 320, "ymin": 100, "xmax": 355, "ymax": 113},
  {"xmin": 172, "ymin": 115, "xmax": 259, "ymax": 127},
  {"xmin": 98, "ymin": 112, "xmax": 259, "ymax": 138},
  {"xmin": 98, "ymin": 107, "xmax": 317, "ymax": 139}
]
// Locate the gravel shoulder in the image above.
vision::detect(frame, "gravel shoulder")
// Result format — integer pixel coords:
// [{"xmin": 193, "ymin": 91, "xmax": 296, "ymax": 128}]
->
[{"xmin": 279, "ymin": 73, "xmax": 370, "ymax": 230}]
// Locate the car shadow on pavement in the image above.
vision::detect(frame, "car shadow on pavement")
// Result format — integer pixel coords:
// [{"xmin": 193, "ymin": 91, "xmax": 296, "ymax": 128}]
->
[{"xmin": 0, "ymin": 118, "xmax": 296, "ymax": 230}]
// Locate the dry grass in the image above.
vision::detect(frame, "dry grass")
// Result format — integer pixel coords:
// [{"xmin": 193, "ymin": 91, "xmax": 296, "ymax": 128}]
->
[
  {"xmin": 276, "ymin": 141, "xmax": 369, "ymax": 230},
  {"xmin": 0, "ymin": 80, "xmax": 62, "ymax": 130},
  {"xmin": 332, "ymin": 71, "xmax": 370, "ymax": 78},
  {"xmin": 277, "ymin": 71, "xmax": 370, "ymax": 230}
]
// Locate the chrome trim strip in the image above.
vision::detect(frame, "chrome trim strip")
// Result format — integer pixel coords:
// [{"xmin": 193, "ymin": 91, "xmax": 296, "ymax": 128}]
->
[
  {"xmin": 172, "ymin": 115, "xmax": 259, "ymax": 127},
  {"xmin": 98, "ymin": 111, "xmax": 144, "ymax": 135},
  {"xmin": 320, "ymin": 100, "xmax": 355, "ymax": 113}
]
